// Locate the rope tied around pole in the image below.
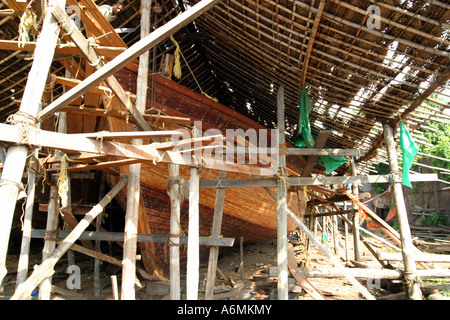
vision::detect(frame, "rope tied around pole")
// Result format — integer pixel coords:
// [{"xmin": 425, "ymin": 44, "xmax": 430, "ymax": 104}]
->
[
  {"xmin": 0, "ymin": 179, "xmax": 26, "ymax": 192},
  {"xmin": 7, "ymin": 111, "xmax": 41, "ymax": 146},
  {"xmin": 43, "ymin": 229, "xmax": 58, "ymax": 242},
  {"xmin": 276, "ymin": 165, "xmax": 289, "ymax": 188}
]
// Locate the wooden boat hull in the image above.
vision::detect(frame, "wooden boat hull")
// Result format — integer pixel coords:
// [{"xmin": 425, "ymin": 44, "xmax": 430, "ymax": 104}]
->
[{"xmin": 105, "ymin": 69, "xmax": 304, "ymax": 278}]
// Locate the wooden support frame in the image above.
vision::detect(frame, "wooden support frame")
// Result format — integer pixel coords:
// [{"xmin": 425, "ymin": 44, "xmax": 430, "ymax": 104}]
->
[
  {"xmin": 38, "ymin": 0, "xmax": 222, "ymax": 121},
  {"xmin": 11, "ymin": 176, "xmax": 128, "ymax": 300},
  {"xmin": 51, "ymin": 4, "xmax": 152, "ymax": 132},
  {"xmin": 0, "ymin": 123, "xmax": 274, "ymax": 176}
]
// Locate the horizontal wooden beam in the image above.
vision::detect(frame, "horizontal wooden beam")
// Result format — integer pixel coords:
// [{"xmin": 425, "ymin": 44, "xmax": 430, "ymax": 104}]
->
[
  {"xmin": 378, "ymin": 251, "xmax": 450, "ymax": 263},
  {"xmin": 60, "ymin": 106, "xmax": 192, "ymax": 127},
  {"xmin": 199, "ymin": 173, "xmax": 439, "ymax": 188},
  {"xmin": 286, "ymin": 148, "xmax": 361, "ymax": 156},
  {"xmin": 0, "ymin": 123, "xmax": 272, "ymax": 176},
  {"xmin": 232, "ymin": 147, "xmax": 361, "ymax": 156},
  {"xmin": 0, "ymin": 40, "xmax": 126, "ymax": 57},
  {"xmin": 30, "ymin": 229, "xmax": 235, "ymax": 247},
  {"xmin": 268, "ymin": 267, "xmax": 450, "ymax": 280},
  {"xmin": 73, "ymin": 130, "xmax": 182, "ymax": 140}
]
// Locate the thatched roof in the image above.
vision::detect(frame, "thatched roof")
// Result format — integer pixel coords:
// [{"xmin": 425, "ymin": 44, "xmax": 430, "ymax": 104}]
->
[{"xmin": 0, "ymin": 0, "xmax": 449, "ymax": 175}]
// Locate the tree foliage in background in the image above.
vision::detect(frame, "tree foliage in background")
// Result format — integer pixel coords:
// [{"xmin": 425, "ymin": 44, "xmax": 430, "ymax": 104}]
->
[{"xmin": 415, "ymin": 100, "xmax": 450, "ymax": 183}]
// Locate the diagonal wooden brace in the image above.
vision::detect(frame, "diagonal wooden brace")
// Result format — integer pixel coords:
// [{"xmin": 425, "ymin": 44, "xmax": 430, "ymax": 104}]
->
[{"xmin": 50, "ymin": 4, "xmax": 152, "ymax": 131}]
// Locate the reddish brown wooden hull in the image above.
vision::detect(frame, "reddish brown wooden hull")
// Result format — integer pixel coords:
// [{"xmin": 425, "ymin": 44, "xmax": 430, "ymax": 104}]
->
[{"xmin": 107, "ymin": 70, "xmax": 303, "ymax": 278}]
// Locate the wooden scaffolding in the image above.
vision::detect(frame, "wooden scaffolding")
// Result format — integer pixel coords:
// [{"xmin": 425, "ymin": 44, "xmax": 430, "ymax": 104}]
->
[{"xmin": 0, "ymin": 0, "xmax": 448, "ymax": 301}]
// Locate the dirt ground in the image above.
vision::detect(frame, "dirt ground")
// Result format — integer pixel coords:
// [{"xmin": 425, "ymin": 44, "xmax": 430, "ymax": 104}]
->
[{"xmin": 2, "ymin": 226, "xmax": 450, "ymax": 300}]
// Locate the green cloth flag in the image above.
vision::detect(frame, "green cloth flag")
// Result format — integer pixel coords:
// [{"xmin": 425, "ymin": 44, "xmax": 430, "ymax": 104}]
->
[
  {"xmin": 400, "ymin": 121, "xmax": 419, "ymax": 188},
  {"xmin": 296, "ymin": 86, "xmax": 315, "ymax": 148},
  {"xmin": 294, "ymin": 86, "xmax": 347, "ymax": 174}
]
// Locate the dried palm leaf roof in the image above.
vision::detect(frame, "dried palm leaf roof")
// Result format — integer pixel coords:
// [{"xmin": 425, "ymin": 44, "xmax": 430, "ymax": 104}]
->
[{"xmin": 0, "ymin": 0, "xmax": 449, "ymax": 176}]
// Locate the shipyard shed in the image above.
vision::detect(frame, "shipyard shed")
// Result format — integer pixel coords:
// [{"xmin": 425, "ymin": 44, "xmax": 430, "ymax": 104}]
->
[{"xmin": 0, "ymin": 0, "xmax": 449, "ymax": 301}]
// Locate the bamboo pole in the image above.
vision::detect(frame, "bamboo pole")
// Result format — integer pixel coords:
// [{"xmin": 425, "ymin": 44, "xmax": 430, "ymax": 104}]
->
[
  {"xmin": 11, "ymin": 176, "xmax": 128, "ymax": 300},
  {"xmin": 205, "ymin": 171, "xmax": 227, "ymax": 300},
  {"xmin": 382, "ymin": 124, "xmax": 422, "ymax": 300},
  {"xmin": 0, "ymin": 0, "xmax": 65, "ymax": 287},
  {"xmin": 120, "ymin": 0, "xmax": 151, "ymax": 300},
  {"xmin": 38, "ymin": 181, "xmax": 59, "ymax": 300},
  {"xmin": 299, "ymin": 0, "xmax": 325, "ymax": 89},
  {"xmin": 187, "ymin": 127, "xmax": 200, "ymax": 300},
  {"xmin": 15, "ymin": 113, "xmax": 41, "ymax": 288},
  {"xmin": 350, "ymin": 158, "xmax": 361, "ymax": 262},
  {"xmin": 169, "ymin": 164, "xmax": 181, "ymax": 300},
  {"xmin": 276, "ymin": 86, "xmax": 288, "ymax": 300},
  {"xmin": 93, "ymin": 174, "xmax": 106, "ymax": 298}
]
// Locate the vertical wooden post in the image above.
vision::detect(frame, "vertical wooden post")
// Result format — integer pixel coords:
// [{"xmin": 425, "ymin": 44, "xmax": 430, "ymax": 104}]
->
[
  {"xmin": 205, "ymin": 171, "xmax": 227, "ymax": 300},
  {"xmin": 239, "ymin": 236, "xmax": 244, "ymax": 282},
  {"xmin": 38, "ymin": 183, "xmax": 59, "ymax": 300},
  {"xmin": 382, "ymin": 123, "xmax": 422, "ymax": 300},
  {"xmin": 40, "ymin": 111, "xmax": 68, "ymax": 300},
  {"xmin": 276, "ymin": 86, "xmax": 288, "ymax": 300},
  {"xmin": 333, "ymin": 215, "xmax": 339, "ymax": 256},
  {"xmin": 120, "ymin": 0, "xmax": 151, "ymax": 300},
  {"xmin": 343, "ymin": 202, "xmax": 350, "ymax": 264},
  {"xmin": 350, "ymin": 157, "xmax": 361, "ymax": 262},
  {"xmin": 16, "ymin": 109, "xmax": 42, "ymax": 288},
  {"xmin": 94, "ymin": 174, "xmax": 106, "ymax": 297},
  {"xmin": 169, "ymin": 164, "xmax": 181, "ymax": 300},
  {"xmin": 187, "ymin": 127, "xmax": 200, "ymax": 300},
  {"xmin": 0, "ymin": 0, "xmax": 65, "ymax": 287}
]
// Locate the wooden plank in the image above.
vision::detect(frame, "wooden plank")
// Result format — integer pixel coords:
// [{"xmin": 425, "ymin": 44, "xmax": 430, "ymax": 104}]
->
[
  {"xmin": 30, "ymin": 230, "xmax": 235, "ymax": 246},
  {"xmin": 60, "ymin": 105, "xmax": 192, "ymax": 128},
  {"xmin": 0, "ymin": 40, "xmax": 125, "ymax": 57},
  {"xmin": 287, "ymin": 244, "xmax": 325, "ymax": 300},
  {"xmin": 38, "ymin": 0, "xmax": 222, "ymax": 120},
  {"xmin": 205, "ymin": 171, "xmax": 227, "ymax": 300},
  {"xmin": 69, "ymin": 243, "xmax": 121, "ymax": 266},
  {"xmin": 198, "ymin": 173, "xmax": 438, "ymax": 188},
  {"xmin": 286, "ymin": 148, "xmax": 361, "ymax": 156},
  {"xmin": 378, "ymin": 252, "xmax": 450, "ymax": 263},
  {"xmin": 73, "ymin": 130, "xmax": 182, "ymax": 140},
  {"xmin": 269, "ymin": 267, "xmax": 450, "ymax": 280}
]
